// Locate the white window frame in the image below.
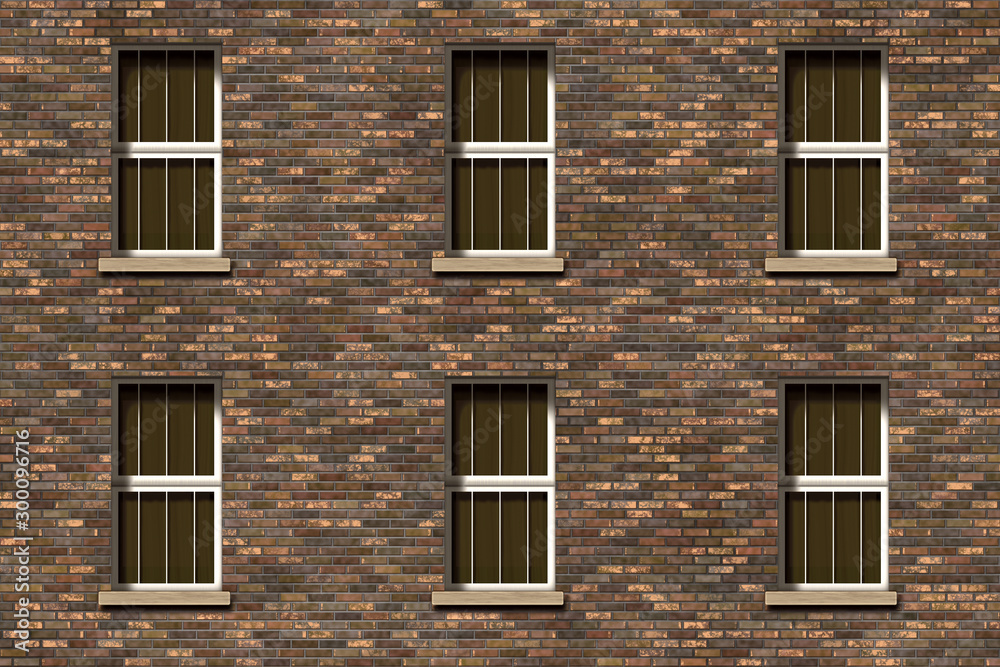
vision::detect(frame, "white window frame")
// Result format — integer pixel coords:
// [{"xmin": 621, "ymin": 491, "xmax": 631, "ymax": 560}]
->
[
  {"xmin": 777, "ymin": 44, "xmax": 889, "ymax": 257},
  {"xmin": 111, "ymin": 377, "xmax": 223, "ymax": 591},
  {"xmin": 111, "ymin": 44, "xmax": 223, "ymax": 257},
  {"xmin": 444, "ymin": 44, "xmax": 556, "ymax": 258},
  {"xmin": 444, "ymin": 377, "xmax": 556, "ymax": 591},
  {"xmin": 777, "ymin": 377, "xmax": 889, "ymax": 592}
]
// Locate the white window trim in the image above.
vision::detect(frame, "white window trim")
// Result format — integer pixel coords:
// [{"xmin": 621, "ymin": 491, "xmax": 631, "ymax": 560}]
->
[
  {"xmin": 444, "ymin": 44, "xmax": 556, "ymax": 258},
  {"xmin": 777, "ymin": 44, "xmax": 889, "ymax": 257},
  {"xmin": 111, "ymin": 44, "xmax": 223, "ymax": 257},
  {"xmin": 777, "ymin": 377, "xmax": 890, "ymax": 591},
  {"xmin": 111, "ymin": 377, "xmax": 223, "ymax": 591},
  {"xmin": 444, "ymin": 377, "xmax": 556, "ymax": 591}
]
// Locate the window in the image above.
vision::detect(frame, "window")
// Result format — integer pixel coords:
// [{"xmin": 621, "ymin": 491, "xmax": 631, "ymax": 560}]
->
[
  {"xmin": 778, "ymin": 46, "xmax": 888, "ymax": 256},
  {"xmin": 445, "ymin": 379, "xmax": 555, "ymax": 591},
  {"xmin": 112, "ymin": 379, "xmax": 221, "ymax": 591},
  {"xmin": 112, "ymin": 46, "xmax": 221, "ymax": 256},
  {"xmin": 779, "ymin": 378, "xmax": 888, "ymax": 591},
  {"xmin": 445, "ymin": 45, "xmax": 555, "ymax": 257}
]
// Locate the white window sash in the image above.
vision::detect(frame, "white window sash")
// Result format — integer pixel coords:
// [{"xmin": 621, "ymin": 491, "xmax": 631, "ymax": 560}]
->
[
  {"xmin": 110, "ymin": 486, "xmax": 222, "ymax": 591},
  {"xmin": 444, "ymin": 486, "xmax": 556, "ymax": 591},
  {"xmin": 777, "ymin": 485, "xmax": 889, "ymax": 591}
]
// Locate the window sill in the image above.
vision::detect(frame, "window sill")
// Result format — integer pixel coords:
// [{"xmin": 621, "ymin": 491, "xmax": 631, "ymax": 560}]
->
[
  {"xmin": 99, "ymin": 257, "xmax": 231, "ymax": 273},
  {"xmin": 431, "ymin": 590, "xmax": 564, "ymax": 606},
  {"xmin": 765, "ymin": 257, "xmax": 896, "ymax": 273},
  {"xmin": 765, "ymin": 590, "xmax": 896, "ymax": 606},
  {"xmin": 99, "ymin": 590, "xmax": 231, "ymax": 606},
  {"xmin": 432, "ymin": 257, "xmax": 564, "ymax": 273}
]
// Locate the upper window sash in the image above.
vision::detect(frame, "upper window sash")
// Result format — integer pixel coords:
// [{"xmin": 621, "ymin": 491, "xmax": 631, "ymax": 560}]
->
[
  {"xmin": 445, "ymin": 44, "xmax": 556, "ymax": 153},
  {"xmin": 778, "ymin": 378, "xmax": 889, "ymax": 487},
  {"xmin": 111, "ymin": 44, "xmax": 223, "ymax": 154},
  {"xmin": 444, "ymin": 377, "xmax": 556, "ymax": 487},
  {"xmin": 777, "ymin": 44, "xmax": 889, "ymax": 154},
  {"xmin": 111, "ymin": 378, "xmax": 223, "ymax": 487}
]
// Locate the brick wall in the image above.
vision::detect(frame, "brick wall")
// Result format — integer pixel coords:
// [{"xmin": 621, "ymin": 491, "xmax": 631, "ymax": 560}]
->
[{"xmin": 1, "ymin": 1, "xmax": 999, "ymax": 664}]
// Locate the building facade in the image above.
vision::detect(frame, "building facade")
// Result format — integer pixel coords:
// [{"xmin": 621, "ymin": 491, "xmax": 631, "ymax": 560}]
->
[{"xmin": 2, "ymin": 1, "xmax": 999, "ymax": 664}]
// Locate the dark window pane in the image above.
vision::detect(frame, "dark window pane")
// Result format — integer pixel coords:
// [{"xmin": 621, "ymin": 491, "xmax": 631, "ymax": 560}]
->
[
  {"xmin": 451, "ymin": 492, "xmax": 472, "ymax": 584},
  {"xmin": 472, "ymin": 383, "xmax": 500, "ymax": 475},
  {"xmin": 118, "ymin": 159, "xmax": 140, "ymax": 251},
  {"xmin": 118, "ymin": 492, "xmax": 139, "ymax": 584},
  {"xmin": 833, "ymin": 158, "xmax": 862, "ymax": 251},
  {"xmin": 167, "ymin": 159, "xmax": 195, "ymax": 250},
  {"xmin": 861, "ymin": 50, "xmax": 881, "ymax": 142},
  {"xmin": 528, "ymin": 383, "xmax": 548, "ymax": 476},
  {"xmin": 806, "ymin": 492, "xmax": 833, "ymax": 583},
  {"xmin": 139, "ymin": 158, "xmax": 167, "ymax": 250},
  {"xmin": 784, "ymin": 383, "xmax": 806, "ymax": 476},
  {"xmin": 500, "ymin": 492, "xmax": 528, "ymax": 583},
  {"xmin": 195, "ymin": 491, "xmax": 215, "ymax": 584},
  {"xmin": 528, "ymin": 50, "xmax": 548, "ymax": 142},
  {"xmin": 861, "ymin": 492, "xmax": 881, "ymax": 583},
  {"xmin": 194, "ymin": 50, "xmax": 215, "ymax": 143},
  {"xmin": 167, "ymin": 50, "xmax": 195, "ymax": 142},
  {"xmin": 784, "ymin": 50, "xmax": 806, "ymax": 143},
  {"xmin": 118, "ymin": 50, "xmax": 140, "ymax": 143},
  {"xmin": 806, "ymin": 50, "xmax": 833, "ymax": 142},
  {"xmin": 472, "ymin": 158, "xmax": 500, "ymax": 250},
  {"xmin": 472, "ymin": 50, "xmax": 500, "ymax": 142},
  {"xmin": 861, "ymin": 158, "xmax": 881, "ymax": 250},
  {"xmin": 139, "ymin": 492, "xmax": 167, "ymax": 583},
  {"xmin": 167, "ymin": 383, "xmax": 195, "ymax": 476},
  {"xmin": 451, "ymin": 50, "xmax": 473, "ymax": 143},
  {"xmin": 500, "ymin": 51, "xmax": 528, "ymax": 142},
  {"xmin": 194, "ymin": 158, "xmax": 215, "ymax": 250},
  {"xmin": 784, "ymin": 158, "xmax": 806, "ymax": 251},
  {"xmin": 472, "ymin": 492, "xmax": 500, "ymax": 583},
  {"xmin": 528, "ymin": 491, "xmax": 548, "ymax": 583},
  {"xmin": 500, "ymin": 384, "xmax": 528, "ymax": 476},
  {"xmin": 500, "ymin": 159, "xmax": 528, "ymax": 250},
  {"xmin": 195, "ymin": 383, "xmax": 215, "ymax": 476},
  {"xmin": 528, "ymin": 158, "xmax": 548, "ymax": 250},
  {"xmin": 167, "ymin": 492, "xmax": 195, "ymax": 583},
  {"xmin": 806, "ymin": 383, "xmax": 834, "ymax": 475},
  {"xmin": 118, "ymin": 383, "xmax": 140, "ymax": 476},
  {"xmin": 784, "ymin": 491, "xmax": 805, "ymax": 584},
  {"xmin": 451, "ymin": 383, "xmax": 473, "ymax": 476},
  {"xmin": 862, "ymin": 383, "xmax": 882, "ymax": 475},
  {"xmin": 139, "ymin": 383, "xmax": 167, "ymax": 476},
  {"xmin": 139, "ymin": 50, "xmax": 167, "ymax": 143},
  {"xmin": 806, "ymin": 159, "xmax": 834, "ymax": 250},
  {"xmin": 833, "ymin": 383, "xmax": 862, "ymax": 476},
  {"xmin": 833, "ymin": 50, "xmax": 861, "ymax": 142},
  {"xmin": 451, "ymin": 158, "xmax": 473, "ymax": 251},
  {"xmin": 834, "ymin": 492, "xmax": 861, "ymax": 583}
]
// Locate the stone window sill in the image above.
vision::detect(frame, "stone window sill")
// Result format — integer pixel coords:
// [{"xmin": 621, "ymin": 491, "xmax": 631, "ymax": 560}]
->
[
  {"xmin": 98, "ymin": 590, "xmax": 231, "ymax": 606},
  {"xmin": 765, "ymin": 590, "xmax": 896, "ymax": 606},
  {"xmin": 765, "ymin": 257, "xmax": 897, "ymax": 273},
  {"xmin": 98, "ymin": 257, "xmax": 231, "ymax": 273},
  {"xmin": 431, "ymin": 590, "xmax": 564, "ymax": 606},
  {"xmin": 432, "ymin": 257, "xmax": 564, "ymax": 273}
]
